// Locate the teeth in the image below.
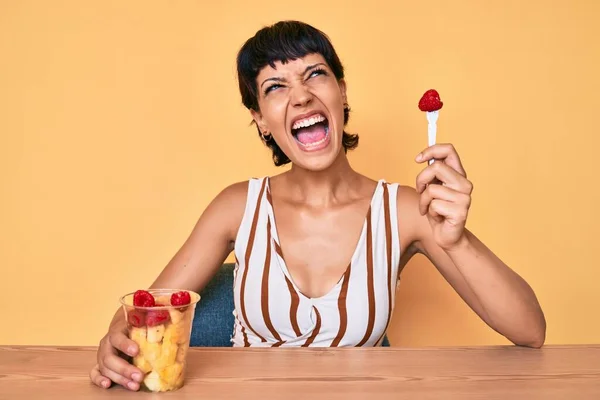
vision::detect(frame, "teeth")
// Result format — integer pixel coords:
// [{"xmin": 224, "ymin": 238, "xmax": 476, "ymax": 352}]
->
[{"xmin": 292, "ymin": 114, "xmax": 326, "ymax": 130}]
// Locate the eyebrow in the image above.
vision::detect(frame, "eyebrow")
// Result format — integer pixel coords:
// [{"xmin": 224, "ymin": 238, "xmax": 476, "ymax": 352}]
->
[{"xmin": 260, "ymin": 63, "xmax": 327, "ymax": 89}]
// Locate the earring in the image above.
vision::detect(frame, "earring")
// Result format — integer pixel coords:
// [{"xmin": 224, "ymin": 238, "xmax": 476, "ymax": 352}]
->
[{"xmin": 261, "ymin": 131, "xmax": 272, "ymax": 141}]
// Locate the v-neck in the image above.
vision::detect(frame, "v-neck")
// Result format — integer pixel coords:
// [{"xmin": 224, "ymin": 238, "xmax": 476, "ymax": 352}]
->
[{"xmin": 265, "ymin": 177, "xmax": 384, "ymax": 301}]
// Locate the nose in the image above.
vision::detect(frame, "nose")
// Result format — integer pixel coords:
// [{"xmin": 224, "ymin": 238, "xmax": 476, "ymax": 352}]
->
[{"xmin": 289, "ymin": 83, "xmax": 313, "ymax": 108}]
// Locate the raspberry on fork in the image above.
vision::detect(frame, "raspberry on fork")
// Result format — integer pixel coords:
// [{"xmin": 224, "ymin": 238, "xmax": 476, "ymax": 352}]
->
[{"xmin": 418, "ymin": 89, "xmax": 443, "ymax": 112}]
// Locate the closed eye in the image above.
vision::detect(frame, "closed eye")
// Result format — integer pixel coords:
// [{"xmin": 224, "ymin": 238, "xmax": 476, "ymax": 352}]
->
[
  {"xmin": 264, "ymin": 83, "xmax": 283, "ymax": 95},
  {"xmin": 308, "ymin": 68, "xmax": 327, "ymax": 79}
]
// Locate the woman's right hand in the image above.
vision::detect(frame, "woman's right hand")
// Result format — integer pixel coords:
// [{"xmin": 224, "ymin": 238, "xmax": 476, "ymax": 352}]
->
[
  {"xmin": 88, "ymin": 181, "xmax": 247, "ymax": 391},
  {"xmin": 89, "ymin": 324, "xmax": 144, "ymax": 391}
]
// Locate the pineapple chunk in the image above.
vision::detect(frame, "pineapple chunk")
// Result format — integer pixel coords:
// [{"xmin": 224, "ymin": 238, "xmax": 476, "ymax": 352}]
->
[
  {"xmin": 129, "ymin": 327, "xmax": 147, "ymax": 347},
  {"xmin": 143, "ymin": 371, "xmax": 168, "ymax": 392},
  {"xmin": 155, "ymin": 295, "xmax": 170, "ymax": 305},
  {"xmin": 144, "ymin": 342, "xmax": 162, "ymax": 364},
  {"xmin": 176, "ymin": 344, "xmax": 188, "ymax": 363},
  {"xmin": 169, "ymin": 309, "xmax": 185, "ymax": 324},
  {"xmin": 174, "ymin": 369, "xmax": 185, "ymax": 389},
  {"xmin": 154, "ymin": 339, "xmax": 178, "ymax": 370},
  {"xmin": 147, "ymin": 324, "xmax": 165, "ymax": 343},
  {"xmin": 158, "ymin": 362, "xmax": 183, "ymax": 387},
  {"xmin": 164, "ymin": 321, "xmax": 187, "ymax": 344},
  {"xmin": 133, "ymin": 355, "xmax": 153, "ymax": 374}
]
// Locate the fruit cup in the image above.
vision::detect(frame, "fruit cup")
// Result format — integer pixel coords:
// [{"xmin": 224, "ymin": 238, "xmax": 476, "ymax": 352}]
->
[{"xmin": 120, "ymin": 289, "xmax": 200, "ymax": 392}]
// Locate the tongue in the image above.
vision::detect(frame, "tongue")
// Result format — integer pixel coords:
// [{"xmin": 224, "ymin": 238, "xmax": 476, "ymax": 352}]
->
[{"xmin": 295, "ymin": 122, "xmax": 327, "ymax": 145}]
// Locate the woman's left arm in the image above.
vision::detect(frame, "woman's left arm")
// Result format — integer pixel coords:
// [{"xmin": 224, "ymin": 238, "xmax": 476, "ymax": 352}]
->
[{"xmin": 402, "ymin": 143, "xmax": 546, "ymax": 348}]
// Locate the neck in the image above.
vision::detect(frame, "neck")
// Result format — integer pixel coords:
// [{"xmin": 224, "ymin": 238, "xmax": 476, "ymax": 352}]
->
[{"xmin": 286, "ymin": 150, "xmax": 360, "ymax": 207}]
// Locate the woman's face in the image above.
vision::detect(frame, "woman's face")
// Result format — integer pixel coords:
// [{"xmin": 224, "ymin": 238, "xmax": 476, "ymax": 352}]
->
[{"xmin": 251, "ymin": 53, "xmax": 347, "ymax": 171}]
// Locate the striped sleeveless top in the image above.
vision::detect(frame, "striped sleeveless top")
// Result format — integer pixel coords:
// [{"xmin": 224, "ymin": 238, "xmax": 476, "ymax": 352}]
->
[{"xmin": 230, "ymin": 177, "xmax": 401, "ymax": 347}]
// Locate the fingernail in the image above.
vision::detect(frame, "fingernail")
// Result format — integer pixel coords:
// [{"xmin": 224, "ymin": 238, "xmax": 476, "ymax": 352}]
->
[
  {"xmin": 128, "ymin": 346, "xmax": 136, "ymax": 355},
  {"xmin": 102, "ymin": 380, "xmax": 110, "ymax": 388},
  {"xmin": 132, "ymin": 372, "xmax": 142, "ymax": 382},
  {"xmin": 127, "ymin": 381, "xmax": 139, "ymax": 390},
  {"xmin": 416, "ymin": 153, "xmax": 423, "ymax": 161}
]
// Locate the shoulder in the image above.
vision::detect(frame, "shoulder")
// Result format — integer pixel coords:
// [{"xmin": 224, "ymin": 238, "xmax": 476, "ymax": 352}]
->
[
  {"xmin": 375, "ymin": 179, "xmax": 424, "ymax": 235},
  {"xmin": 214, "ymin": 175, "xmax": 277, "ymax": 202},
  {"xmin": 215, "ymin": 180, "xmax": 251, "ymax": 204},
  {"xmin": 377, "ymin": 180, "xmax": 420, "ymax": 212},
  {"xmin": 395, "ymin": 184, "xmax": 420, "ymax": 208},
  {"xmin": 200, "ymin": 179, "xmax": 254, "ymax": 242},
  {"xmin": 211, "ymin": 176, "xmax": 277, "ymax": 230}
]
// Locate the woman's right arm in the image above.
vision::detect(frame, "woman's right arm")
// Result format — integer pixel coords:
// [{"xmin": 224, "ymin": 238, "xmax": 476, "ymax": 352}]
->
[{"xmin": 90, "ymin": 181, "xmax": 248, "ymax": 391}]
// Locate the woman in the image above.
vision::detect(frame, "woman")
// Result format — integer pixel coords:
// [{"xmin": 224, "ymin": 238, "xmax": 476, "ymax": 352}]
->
[{"xmin": 90, "ymin": 20, "xmax": 546, "ymax": 391}]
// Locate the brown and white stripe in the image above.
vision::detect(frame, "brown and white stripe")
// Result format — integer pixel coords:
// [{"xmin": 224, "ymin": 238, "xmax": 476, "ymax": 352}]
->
[
  {"xmin": 330, "ymin": 264, "xmax": 351, "ymax": 347},
  {"xmin": 356, "ymin": 207, "xmax": 375, "ymax": 347},
  {"xmin": 375, "ymin": 183, "xmax": 394, "ymax": 346},
  {"xmin": 231, "ymin": 177, "xmax": 401, "ymax": 347}
]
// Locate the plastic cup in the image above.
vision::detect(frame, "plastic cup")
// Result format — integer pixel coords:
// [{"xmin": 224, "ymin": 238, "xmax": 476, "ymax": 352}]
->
[{"xmin": 119, "ymin": 289, "xmax": 200, "ymax": 392}]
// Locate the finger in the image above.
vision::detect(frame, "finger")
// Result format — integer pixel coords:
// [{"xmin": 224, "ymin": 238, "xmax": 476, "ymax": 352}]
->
[
  {"xmin": 416, "ymin": 162, "xmax": 472, "ymax": 194},
  {"xmin": 90, "ymin": 364, "xmax": 112, "ymax": 389},
  {"xmin": 102, "ymin": 352, "xmax": 144, "ymax": 384},
  {"xmin": 428, "ymin": 199, "xmax": 468, "ymax": 224},
  {"xmin": 416, "ymin": 143, "xmax": 466, "ymax": 176},
  {"xmin": 99, "ymin": 362, "xmax": 140, "ymax": 391},
  {"xmin": 108, "ymin": 331, "xmax": 139, "ymax": 358},
  {"xmin": 419, "ymin": 184, "xmax": 471, "ymax": 216}
]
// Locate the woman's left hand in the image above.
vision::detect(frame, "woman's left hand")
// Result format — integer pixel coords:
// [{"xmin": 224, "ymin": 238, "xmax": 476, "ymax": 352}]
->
[{"xmin": 415, "ymin": 143, "xmax": 473, "ymax": 251}]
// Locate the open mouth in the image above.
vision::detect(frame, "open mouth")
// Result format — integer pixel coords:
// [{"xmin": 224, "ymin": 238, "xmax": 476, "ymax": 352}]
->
[{"xmin": 290, "ymin": 113, "xmax": 330, "ymax": 150}]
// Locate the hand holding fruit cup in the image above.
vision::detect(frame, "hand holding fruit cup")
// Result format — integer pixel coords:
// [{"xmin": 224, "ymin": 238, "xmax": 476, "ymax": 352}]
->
[{"xmin": 120, "ymin": 288, "xmax": 200, "ymax": 392}]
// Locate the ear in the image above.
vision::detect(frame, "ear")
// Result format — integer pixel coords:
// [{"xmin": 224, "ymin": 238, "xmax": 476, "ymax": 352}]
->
[
  {"xmin": 250, "ymin": 109, "xmax": 268, "ymax": 133},
  {"xmin": 339, "ymin": 79, "xmax": 348, "ymax": 104}
]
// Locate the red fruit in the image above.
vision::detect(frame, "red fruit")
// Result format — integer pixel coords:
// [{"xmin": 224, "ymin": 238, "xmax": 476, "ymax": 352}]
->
[
  {"xmin": 170, "ymin": 291, "xmax": 191, "ymax": 307},
  {"xmin": 418, "ymin": 89, "xmax": 443, "ymax": 112},
  {"xmin": 133, "ymin": 290, "xmax": 155, "ymax": 307},
  {"xmin": 146, "ymin": 309, "xmax": 170, "ymax": 327},
  {"xmin": 127, "ymin": 309, "xmax": 146, "ymax": 327}
]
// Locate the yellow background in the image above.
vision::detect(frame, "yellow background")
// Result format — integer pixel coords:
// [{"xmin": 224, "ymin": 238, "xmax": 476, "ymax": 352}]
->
[{"xmin": 1, "ymin": 0, "xmax": 599, "ymax": 346}]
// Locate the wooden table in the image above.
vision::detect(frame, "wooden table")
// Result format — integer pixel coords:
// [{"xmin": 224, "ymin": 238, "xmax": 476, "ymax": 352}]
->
[{"xmin": 1, "ymin": 345, "xmax": 599, "ymax": 399}]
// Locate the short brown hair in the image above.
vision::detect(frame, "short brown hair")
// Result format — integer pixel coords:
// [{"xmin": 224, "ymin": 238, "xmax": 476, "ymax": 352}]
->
[{"xmin": 236, "ymin": 20, "xmax": 359, "ymax": 166}]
